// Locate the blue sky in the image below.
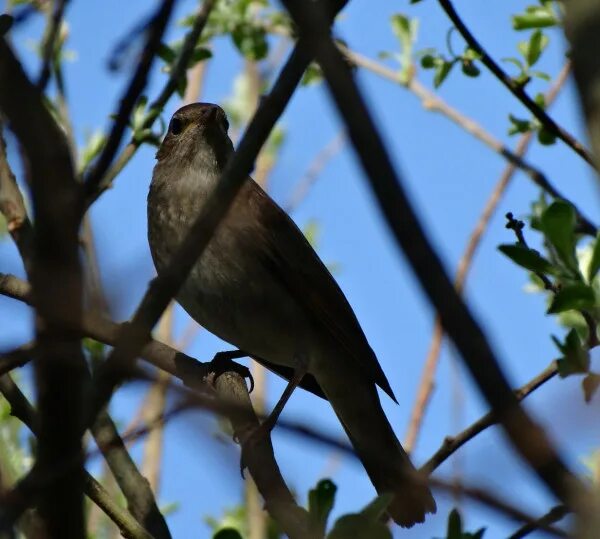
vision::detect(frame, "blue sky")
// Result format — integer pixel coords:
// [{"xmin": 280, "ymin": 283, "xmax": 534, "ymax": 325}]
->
[{"xmin": 1, "ymin": 0, "xmax": 599, "ymax": 537}]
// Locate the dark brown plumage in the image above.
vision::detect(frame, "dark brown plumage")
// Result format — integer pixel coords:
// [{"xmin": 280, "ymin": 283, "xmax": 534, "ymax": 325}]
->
[{"xmin": 147, "ymin": 103, "xmax": 436, "ymax": 527}]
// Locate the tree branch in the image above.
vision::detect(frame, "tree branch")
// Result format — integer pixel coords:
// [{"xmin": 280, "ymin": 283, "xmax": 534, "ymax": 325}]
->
[
  {"xmin": 83, "ymin": 0, "xmax": 217, "ymax": 208},
  {"xmin": 436, "ymin": 0, "xmax": 594, "ymax": 168},
  {"xmin": 0, "ymin": 37, "xmax": 86, "ymax": 537},
  {"xmin": 564, "ymin": 0, "xmax": 600, "ymax": 168},
  {"xmin": 508, "ymin": 505, "xmax": 569, "ymax": 539},
  {"xmin": 341, "ymin": 50, "xmax": 596, "ymax": 236},
  {"xmin": 0, "ymin": 272, "xmax": 316, "ymax": 538},
  {"xmin": 0, "ymin": 122, "xmax": 33, "ymax": 270},
  {"xmin": 404, "ymin": 62, "xmax": 573, "ymax": 454},
  {"xmin": 83, "ymin": 0, "xmax": 177, "ymax": 197},
  {"xmin": 0, "ymin": 374, "xmax": 157, "ymax": 539},
  {"xmin": 421, "ymin": 362, "xmax": 558, "ymax": 475},
  {"xmin": 37, "ymin": 0, "xmax": 69, "ymax": 91},
  {"xmin": 282, "ymin": 0, "xmax": 585, "ymax": 507}
]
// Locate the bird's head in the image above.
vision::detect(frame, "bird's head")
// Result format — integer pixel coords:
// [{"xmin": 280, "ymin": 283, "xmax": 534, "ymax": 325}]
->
[{"xmin": 156, "ymin": 103, "xmax": 232, "ymax": 166}]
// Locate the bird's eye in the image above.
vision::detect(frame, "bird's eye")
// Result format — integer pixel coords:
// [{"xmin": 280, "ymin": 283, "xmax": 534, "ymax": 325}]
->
[
  {"xmin": 170, "ymin": 117, "xmax": 183, "ymax": 135},
  {"xmin": 221, "ymin": 115, "xmax": 229, "ymax": 132}
]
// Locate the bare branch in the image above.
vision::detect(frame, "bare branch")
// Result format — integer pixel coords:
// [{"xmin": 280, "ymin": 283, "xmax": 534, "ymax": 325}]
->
[
  {"xmin": 564, "ymin": 1, "xmax": 600, "ymax": 170},
  {"xmin": 282, "ymin": 0, "xmax": 585, "ymax": 506},
  {"xmin": 83, "ymin": 0, "xmax": 217, "ymax": 207},
  {"xmin": 421, "ymin": 362, "xmax": 558, "ymax": 475},
  {"xmin": 0, "ymin": 374, "xmax": 157, "ymax": 539},
  {"xmin": 0, "ymin": 37, "xmax": 86, "ymax": 536},
  {"xmin": 284, "ymin": 130, "xmax": 345, "ymax": 213},
  {"xmin": 91, "ymin": 409, "xmax": 171, "ymax": 539},
  {"xmin": 0, "ymin": 122, "xmax": 33, "ymax": 269},
  {"xmin": 508, "ymin": 505, "xmax": 569, "ymax": 539},
  {"xmin": 404, "ymin": 62, "xmax": 573, "ymax": 453},
  {"xmin": 37, "ymin": 0, "xmax": 69, "ymax": 91},
  {"xmin": 342, "ymin": 50, "xmax": 596, "ymax": 236},
  {"xmin": 437, "ymin": 0, "xmax": 594, "ymax": 167},
  {"xmin": 83, "ymin": 0, "xmax": 177, "ymax": 197},
  {"xmin": 0, "ymin": 273, "xmax": 319, "ymax": 538},
  {"xmin": 429, "ymin": 477, "xmax": 568, "ymax": 537}
]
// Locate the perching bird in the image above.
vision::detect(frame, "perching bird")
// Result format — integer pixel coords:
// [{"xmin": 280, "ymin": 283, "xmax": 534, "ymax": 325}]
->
[{"xmin": 147, "ymin": 102, "xmax": 436, "ymax": 527}]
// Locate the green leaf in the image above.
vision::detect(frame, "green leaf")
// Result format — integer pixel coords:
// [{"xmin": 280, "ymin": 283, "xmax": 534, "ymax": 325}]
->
[
  {"xmin": 519, "ymin": 29, "xmax": 548, "ymax": 67},
  {"xmin": 213, "ymin": 529, "xmax": 243, "ymax": 539},
  {"xmin": 433, "ymin": 59, "xmax": 454, "ymax": 88},
  {"xmin": 327, "ymin": 514, "xmax": 391, "ymax": 539},
  {"xmin": 588, "ymin": 233, "xmax": 600, "ymax": 282},
  {"xmin": 461, "ymin": 60, "xmax": 480, "ymax": 77},
  {"xmin": 231, "ymin": 23, "xmax": 268, "ymax": 61},
  {"xmin": 582, "ymin": 373, "xmax": 600, "ymax": 403},
  {"xmin": 508, "ymin": 114, "xmax": 533, "ymax": 136},
  {"xmin": 360, "ymin": 493, "xmax": 393, "ymax": 521},
  {"xmin": 390, "ymin": 14, "xmax": 419, "ymax": 84},
  {"xmin": 537, "ymin": 126, "xmax": 556, "ymax": 145},
  {"xmin": 540, "ymin": 200, "xmax": 578, "ymax": 271},
  {"xmin": 190, "ymin": 46, "xmax": 212, "ymax": 67},
  {"xmin": 498, "ymin": 244, "xmax": 555, "ymax": 274},
  {"xmin": 421, "ymin": 54, "xmax": 436, "ymax": 69},
  {"xmin": 553, "ymin": 329, "xmax": 590, "ymax": 377},
  {"xmin": 78, "ymin": 131, "xmax": 107, "ymax": 173},
  {"xmin": 512, "ymin": 6, "xmax": 558, "ymax": 30},
  {"xmin": 302, "ymin": 62, "xmax": 323, "ymax": 86},
  {"xmin": 547, "ymin": 283, "xmax": 596, "ymax": 314},
  {"xmin": 308, "ymin": 479, "xmax": 337, "ymax": 534},
  {"xmin": 157, "ymin": 43, "xmax": 176, "ymax": 64},
  {"xmin": 131, "ymin": 96, "xmax": 148, "ymax": 131},
  {"xmin": 447, "ymin": 508, "xmax": 463, "ymax": 538}
]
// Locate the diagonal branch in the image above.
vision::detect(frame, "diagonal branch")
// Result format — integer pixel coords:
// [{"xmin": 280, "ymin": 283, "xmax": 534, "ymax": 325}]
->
[
  {"xmin": 0, "ymin": 274, "xmax": 315, "ymax": 538},
  {"xmin": 83, "ymin": 0, "xmax": 177, "ymax": 197},
  {"xmin": 421, "ymin": 362, "xmax": 558, "ymax": 475},
  {"xmin": 342, "ymin": 50, "xmax": 596, "ymax": 236},
  {"xmin": 37, "ymin": 0, "xmax": 69, "ymax": 91},
  {"xmin": 0, "ymin": 373, "xmax": 156, "ymax": 539},
  {"xmin": 404, "ymin": 62, "xmax": 574, "ymax": 454},
  {"xmin": 83, "ymin": 0, "xmax": 217, "ymax": 208},
  {"xmin": 436, "ymin": 0, "xmax": 594, "ymax": 167},
  {"xmin": 282, "ymin": 0, "xmax": 585, "ymax": 506}
]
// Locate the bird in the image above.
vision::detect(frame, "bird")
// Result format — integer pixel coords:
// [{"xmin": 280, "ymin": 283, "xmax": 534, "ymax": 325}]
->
[{"xmin": 147, "ymin": 102, "xmax": 436, "ymax": 527}]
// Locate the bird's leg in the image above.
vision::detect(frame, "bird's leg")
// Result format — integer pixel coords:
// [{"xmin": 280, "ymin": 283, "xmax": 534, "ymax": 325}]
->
[
  {"xmin": 239, "ymin": 356, "xmax": 308, "ymax": 476},
  {"xmin": 261, "ymin": 362, "xmax": 308, "ymax": 432}
]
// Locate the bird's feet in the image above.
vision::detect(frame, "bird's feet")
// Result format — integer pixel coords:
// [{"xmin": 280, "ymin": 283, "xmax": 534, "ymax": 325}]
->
[{"xmin": 208, "ymin": 350, "xmax": 254, "ymax": 393}]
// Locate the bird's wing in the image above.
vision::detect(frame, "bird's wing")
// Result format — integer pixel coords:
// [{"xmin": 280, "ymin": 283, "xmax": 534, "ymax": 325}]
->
[{"xmin": 245, "ymin": 180, "xmax": 397, "ymax": 402}]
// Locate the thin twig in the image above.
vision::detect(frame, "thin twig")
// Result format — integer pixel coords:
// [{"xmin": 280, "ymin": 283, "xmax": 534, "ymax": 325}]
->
[
  {"xmin": 0, "ymin": 374, "xmax": 158, "ymax": 539},
  {"xmin": 0, "ymin": 122, "xmax": 33, "ymax": 269},
  {"xmin": 421, "ymin": 362, "xmax": 558, "ymax": 475},
  {"xmin": 91, "ymin": 409, "xmax": 171, "ymax": 539},
  {"xmin": 83, "ymin": 0, "xmax": 177, "ymax": 197},
  {"xmin": 436, "ymin": 0, "xmax": 594, "ymax": 167},
  {"xmin": 37, "ymin": 0, "xmax": 69, "ymax": 91},
  {"xmin": 83, "ymin": 0, "xmax": 217, "ymax": 207},
  {"xmin": 283, "ymin": 0, "xmax": 585, "ymax": 505},
  {"xmin": 508, "ymin": 505, "xmax": 569, "ymax": 539},
  {"xmin": 429, "ymin": 477, "xmax": 568, "ymax": 537},
  {"xmin": 284, "ymin": 130, "xmax": 345, "ymax": 213},
  {"xmin": 342, "ymin": 49, "xmax": 596, "ymax": 236},
  {"xmin": 404, "ymin": 62, "xmax": 572, "ymax": 454}
]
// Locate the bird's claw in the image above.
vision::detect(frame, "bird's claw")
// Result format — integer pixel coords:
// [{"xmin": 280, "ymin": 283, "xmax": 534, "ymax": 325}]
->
[{"xmin": 209, "ymin": 350, "xmax": 254, "ymax": 393}]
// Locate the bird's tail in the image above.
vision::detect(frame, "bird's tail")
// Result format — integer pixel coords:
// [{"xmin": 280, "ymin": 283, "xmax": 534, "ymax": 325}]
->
[{"xmin": 313, "ymin": 356, "xmax": 436, "ymax": 527}]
